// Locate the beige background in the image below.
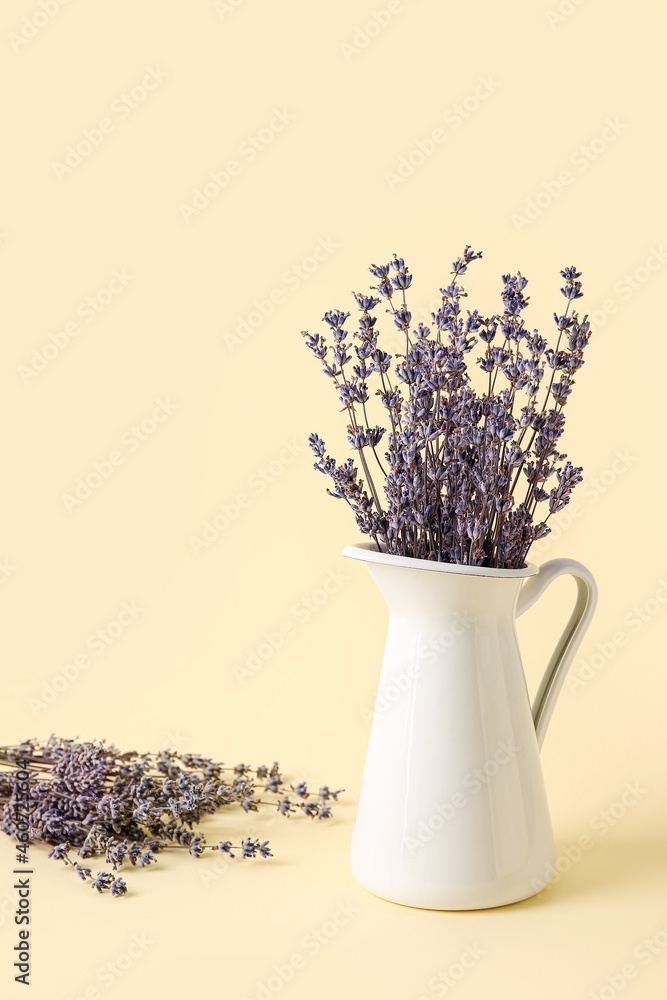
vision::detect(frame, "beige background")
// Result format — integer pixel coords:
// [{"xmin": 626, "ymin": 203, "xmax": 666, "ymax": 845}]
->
[{"xmin": 1, "ymin": 0, "xmax": 666, "ymax": 997}]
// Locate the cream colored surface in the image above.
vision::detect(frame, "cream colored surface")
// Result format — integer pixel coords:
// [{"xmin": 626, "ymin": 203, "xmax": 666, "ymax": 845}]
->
[{"xmin": 1, "ymin": 1, "xmax": 666, "ymax": 997}]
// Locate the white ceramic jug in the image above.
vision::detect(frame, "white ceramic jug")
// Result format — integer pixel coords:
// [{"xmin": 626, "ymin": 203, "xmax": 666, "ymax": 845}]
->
[{"xmin": 343, "ymin": 542, "xmax": 597, "ymax": 910}]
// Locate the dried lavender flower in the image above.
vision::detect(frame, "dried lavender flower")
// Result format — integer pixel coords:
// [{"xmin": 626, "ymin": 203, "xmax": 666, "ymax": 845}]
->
[
  {"xmin": 214, "ymin": 840, "xmax": 234, "ymax": 857},
  {"xmin": 1, "ymin": 737, "xmax": 343, "ymax": 899},
  {"xmin": 90, "ymin": 872, "xmax": 113, "ymax": 893},
  {"xmin": 189, "ymin": 835, "xmax": 205, "ymax": 858},
  {"xmin": 302, "ymin": 250, "xmax": 592, "ymax": 568},
  {"xmin": 110, "ymin": 878, "xmax": 127, "ymax": 897}
]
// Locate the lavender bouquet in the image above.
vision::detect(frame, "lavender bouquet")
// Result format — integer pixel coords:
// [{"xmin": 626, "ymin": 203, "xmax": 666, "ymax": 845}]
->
[
  {"xmin": 303, "ymin": 248, "xmax": 591, "ymax": 569},
  {"xmin": 1, "ymin": 737, "xmax": 342, "ymax": 897}
]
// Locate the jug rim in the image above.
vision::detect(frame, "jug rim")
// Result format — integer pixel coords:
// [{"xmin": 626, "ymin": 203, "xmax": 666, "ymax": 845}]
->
[{"xmin": 342, "ymin": 542, "xmax": 539, "ymax": 579}]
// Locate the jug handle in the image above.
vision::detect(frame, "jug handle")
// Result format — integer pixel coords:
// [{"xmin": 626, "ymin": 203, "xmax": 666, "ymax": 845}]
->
[{"xmin": 516, "ymin": 558, "xmax": 598, "ymax": 750}]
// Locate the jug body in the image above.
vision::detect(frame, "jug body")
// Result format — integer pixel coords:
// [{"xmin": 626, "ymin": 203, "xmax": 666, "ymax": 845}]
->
[{"xmin": 345, "ymin": 544, "xmax": 556, "ymax": 910}]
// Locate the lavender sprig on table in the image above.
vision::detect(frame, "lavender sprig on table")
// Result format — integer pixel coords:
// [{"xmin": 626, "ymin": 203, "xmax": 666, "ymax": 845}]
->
[
  {"xmin": 303, "ymin": 250, "xmax": 592, "ymax": 568},
  {"xmin": 0, "ymin": 737, "xmax": 343, "ymax": 897}
]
